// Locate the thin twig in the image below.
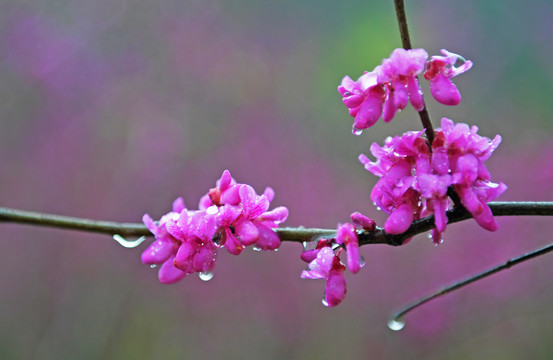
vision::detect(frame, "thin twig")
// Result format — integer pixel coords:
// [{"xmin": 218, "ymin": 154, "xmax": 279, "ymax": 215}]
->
[
  {"xmin": 1, "ymin": 202, "xmax": 553, "ymax": 245},
  {"xmin": 393, "ymin": 0, "xmax": 412, "ymax": 50},
  {"xmin": 390, "ymin": 241, "xmax": 553, "ymax": 325},
  {"xmin": 392, "ymin": 0, "xmax": 435, "ymax": 145}
]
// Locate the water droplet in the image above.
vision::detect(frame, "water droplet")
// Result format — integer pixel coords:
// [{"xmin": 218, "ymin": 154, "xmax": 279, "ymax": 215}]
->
[
  {"xmin": 352, "ymin": 127, "xmax": 363, "ymax": 136},
  {"xmin": 359, "ymin": 256, "xmax": 366, "ymax": 267},
  {"xmin": 113, "ymin": 234, "xmax": 147, "ymax": 248},
  {"xmin": 150, "ymin": 264, "xmax": 158, "ymax": 269},
  {"xmin": 322, "ymin": 297, "xmax": 329, "ymax": 307},
  {"xmin": 212, "ymin": 230, "xmax": 224, "ymax": 246},
  {"xmin": 332, "ymin": 242, "xmax": 342, "ymax": 250},
  {"xmin": 376, "ymin": 206, "xmax": 382, "ymax": 211},
  {"xmin": 427, "ymin": 233, "xmax": 432, "ymax": 239},
  {"xmin": 387, "ymin": 318, "xmax": 405, "ymax": 331},
  {"xmin": 252, "ymin": 246, "xmax": 262, "ymax": 252},
  {"xmin": 199, "ymin": 271, "xmax": 214, "ymax": 281},
  {"xmin": 206, "ymin": 205, "xmax": 218, "ymax": 215}
]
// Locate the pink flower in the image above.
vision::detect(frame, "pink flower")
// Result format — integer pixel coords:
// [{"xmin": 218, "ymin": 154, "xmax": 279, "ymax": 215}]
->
[
  {"xmin": 301, "ymin": 246, "xmax": 347, "ymax": 307},
  {"xmin": 336, "ymin": 223, "xmax": 363, "ymax": 274},
  {"xmin": 350, "ymin": 212, "xmax": 376, "ymax": 232},
  {"xmin": 379, "ymin": 48, "xmax": 428, "ymax": 113},
  {"xmin": 141, "ymin": 198, "xmax": 187, "ymax": 284},
  {"xmin": 359, "ymin": 118, "xmax": 506, "ymax": 242},
  {"xmin": 199, "ymin": 170, "xmax": 240, "ymax": 209},
  {"xmin": 424, "ymin": 49, "xmax": 473, "ymax": 106},
  {"xmin": 338, "ymin": 70, "xmax": 385, "ymax": 132},
  {"xmin": 300, "ymin": 218, "xmax": 371, "ymax": 306},
  {"xmin": 167, "ymin": 209, "xmax": 218, "ymax": 274},
  {"xmin": 142, "ymin": 170, "xmax": 289, "ymax": 283},
  {"xmin": 338, "ymin": 48, "xmax": 428, "ymax": 133}
]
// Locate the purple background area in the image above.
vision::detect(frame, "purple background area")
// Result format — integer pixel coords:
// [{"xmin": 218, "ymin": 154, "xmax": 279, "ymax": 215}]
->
[{"xmin": 1, "ymin": 0, "xmax": 553, "ymax": 358}]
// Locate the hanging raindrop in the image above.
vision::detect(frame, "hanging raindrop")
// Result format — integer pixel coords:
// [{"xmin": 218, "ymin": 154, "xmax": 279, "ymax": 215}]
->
[
  {"xmin": 150, "ymin": 264, "xmax": 158, "ymax": 269},
  {"xmin": 113, "ymin": 234, "xmax": 147, "ymax": 248},
  {"xmin": 352, "ymin": 127, "xmax": 363, "ymax": 136},
  {"xmin": 199, "ymin": 271, "xmax": 214, "ymax": 281},
  {"xmin": 387, "ymin": 318, "xmax": 405, "ymax": 331}
]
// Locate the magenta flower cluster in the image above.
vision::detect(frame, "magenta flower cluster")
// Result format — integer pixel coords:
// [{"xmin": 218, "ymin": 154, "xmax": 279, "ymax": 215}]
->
[
  {"xmin": 141, "ymin": 170, "xmax": 289, "ymax": 284},
  {"xmin": 359, "ymin": 117, "xmax": 507, "ymax": 243},
  {"xmin": 338, "ymin": 49, "xmax": 472, "ymax": 134},
  {"xmin": 300, "ymin": 213, "xmax": 375, "ymax": 307}
]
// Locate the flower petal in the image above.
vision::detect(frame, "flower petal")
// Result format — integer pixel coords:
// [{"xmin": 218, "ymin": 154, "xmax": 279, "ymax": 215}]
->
[{"xmin": 158, "ymin": 256, "xmax": 187, "ymax": 284}]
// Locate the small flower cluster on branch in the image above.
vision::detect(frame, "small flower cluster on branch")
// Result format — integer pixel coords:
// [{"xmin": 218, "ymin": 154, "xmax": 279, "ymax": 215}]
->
[
  {"xmin": 141, "ymin": 170, "xmax": 289, "ymax": 283},
  {"xmin": 359, "ymin": 119, "xmax": 506, "ymax": 243},
  {"xmin": 338, "ymin": 49, "xmax": 472, "ymax": 134},
  {"xmin": 300, "ymin": 213, "xmax": 375, "ymax": 306}
]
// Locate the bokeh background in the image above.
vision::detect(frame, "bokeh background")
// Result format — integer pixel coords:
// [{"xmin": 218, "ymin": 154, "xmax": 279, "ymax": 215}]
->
[{"xmin": 1, "ymin": 0, "xmax": 553, "ymax": 358}]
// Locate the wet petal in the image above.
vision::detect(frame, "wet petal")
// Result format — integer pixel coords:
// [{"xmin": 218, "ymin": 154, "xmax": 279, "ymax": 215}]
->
[
  {"xmin": 172, "ymin": 197, "xmax": 186, "ymax": 213},
  {"xmin": 260, "ymin": 206, "xmax": 289, "ymax": 224},
  {"xmin": 430, "ymin": 73, "xmax": 461, "ymax": 106},
  {"xmin": 384, "ymin": 203, "xmax": 414, "ymax": 234},
  {"xmin": 324, "ymin": 269, "xmax": 347, "ymax": 307},
  {"xmin": 158, "ymin": 256, "xmax": 187, "ymax": 284},
  {"xmin": 254, "ymin": 223, "xmax": 281, "ymax": 251},
  {"xmin": 235, "ymin": 220, "xmax": 259, "ymax": 246},
  {"xmin": 141, "ymin": 239, "xmax": 174, "ymax": 265}
]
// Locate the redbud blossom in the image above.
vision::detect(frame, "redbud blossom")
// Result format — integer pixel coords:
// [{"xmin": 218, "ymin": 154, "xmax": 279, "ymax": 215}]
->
[
  {"xmin": 338, "ymin": 48, "xmax": 428, "ymax": 134},
  {"xmin": 142, "ymin": 170, "xmax": 288, "ymax": 283},
  {"xmin": 424, "ymin": 49, "xmax": 473, "ymax": 106},
  {"xmin": 300, "ymin": 216, "xmax": 372, "ymax": 306},
  {"xmin": 301, "ymin": 246, "xmax": 348, "ymax": 307},
  {"xmin": 359, "ymin": 118, "xmax": 506, "ymax": 243}
]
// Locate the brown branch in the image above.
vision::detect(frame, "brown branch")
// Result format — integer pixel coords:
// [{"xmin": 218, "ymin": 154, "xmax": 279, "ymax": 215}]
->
[{"xmin": 1, "ymin": 202, "xmax": 553, "ymax": 245}]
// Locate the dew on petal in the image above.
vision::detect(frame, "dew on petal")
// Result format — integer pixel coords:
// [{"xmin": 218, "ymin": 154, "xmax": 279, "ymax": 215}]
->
[
  {"xmin": 206, "ymin": 205, "xmax": 218, "ymax": 215},
  {"xmin": 252, "ymin": 246, "xmax": 262, "ymax": 252},
  {"xmin": 113, "ymin": 234, "xmax": 147, "ymax": 248},
  {"xmin": 387, "ymin": 318, "xmax": 406, "ymax": 331},
  {"xmin": 199, "ymin": 271, "xmax": 214, "ymax": 281}
]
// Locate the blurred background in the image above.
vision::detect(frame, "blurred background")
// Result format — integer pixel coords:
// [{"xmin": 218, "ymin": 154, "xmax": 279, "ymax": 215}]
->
[{"xmin": 1, "ymin": 0, "xmax": 553, "ymax": 358}]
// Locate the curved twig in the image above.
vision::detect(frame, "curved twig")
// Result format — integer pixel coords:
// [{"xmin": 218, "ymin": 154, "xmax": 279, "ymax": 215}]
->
[{"xmin": 390, "ymin": 241, "xmax": 553, "ymax": 328}]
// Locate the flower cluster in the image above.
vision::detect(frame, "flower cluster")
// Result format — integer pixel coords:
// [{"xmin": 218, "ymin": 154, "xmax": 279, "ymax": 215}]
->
[
  {"xmin": 141, "ymin": 170, "xmax": 289, "ymax": 283},
  {"xmin": 359, "ymin": 118, "xmax": 507, "ymax": 243},
  {"xmin": 300, "ymin": 213, "xmax": 375, "ymax": 306},
  {"xmin": 338, "ymin": 48, "xmax": 472, "ymax": 134}
]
